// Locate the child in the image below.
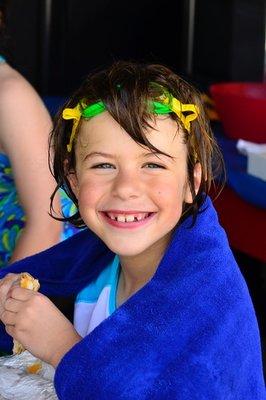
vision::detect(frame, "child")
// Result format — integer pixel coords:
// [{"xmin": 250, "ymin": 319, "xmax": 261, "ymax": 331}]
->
[{"xmin": 0, "ymin": 62, "xmax": 265, "ymax": 399}]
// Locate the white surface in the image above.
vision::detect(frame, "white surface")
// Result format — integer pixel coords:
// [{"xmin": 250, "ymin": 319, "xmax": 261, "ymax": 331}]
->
[
  {"xmin": 0, "ymin": 351, "xmax": 57, "ymax": 400},
  {"xmin": 247, "ymin": 151, "xmax": 266, "ymax": 181},
  {"xmin": 237, "ymin": 139, "xmax": 266, "ymax": 155}
]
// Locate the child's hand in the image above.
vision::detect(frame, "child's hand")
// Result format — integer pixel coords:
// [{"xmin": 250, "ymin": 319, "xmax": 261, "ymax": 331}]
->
[
  {"xmin": 0, "ymin": 273, "xmax": 21, "ymax": 318},
  {"xmin": 1, "ymin": 286, "xmax": 81, "ymax": 368}
]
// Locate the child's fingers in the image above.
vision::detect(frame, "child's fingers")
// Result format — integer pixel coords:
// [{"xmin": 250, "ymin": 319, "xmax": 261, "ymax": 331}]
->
[
  {"xmin": 0, "ymin": 273, "xmax": 20, "ymax": 298},
  {"xmin": 0, "ymin": 273, "xmax": 17, "ymax": 285},
  {"xmin": 4, "ymin": 297, "xmax": 22, "ymax": 313},
  {"xmin": 0, "ymin": 273, "xmax": 20, "ymax": 286},
  {"xmin": 7, "ymin": 286, "xmax": 36, "ymax": 301},
  {"xmin": 1, "ymin": 309, "xmax": 16, "ymax": 326},
  {"xmin": 0, "ymin": 274, "xmax": 21, "ymax": 317},
  {"xmin": 11, "ymin": 278, "xmax": 21, "ymax": 288},
  {"xmin": 0, "ymin": 274, "xmax": 20, "ymax": 303}
]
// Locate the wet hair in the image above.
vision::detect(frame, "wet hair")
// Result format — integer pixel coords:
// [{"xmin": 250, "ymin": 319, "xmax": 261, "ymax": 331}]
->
[{"xmin": 49, "ymin": 61, "xmax": 224, "ymax": 227}]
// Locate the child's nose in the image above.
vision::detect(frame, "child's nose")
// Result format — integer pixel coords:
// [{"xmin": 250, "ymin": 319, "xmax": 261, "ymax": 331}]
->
[{"xmin": 112, "ymin": 170, "xmax": 142, "ymax": 200}]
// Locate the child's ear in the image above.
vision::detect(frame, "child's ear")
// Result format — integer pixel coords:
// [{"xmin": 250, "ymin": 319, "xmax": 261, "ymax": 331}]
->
[
  {"xmin": 64, "ymin": 159, "xmax": 79, "ymax": 197},
  {"xmin": 193, "ymin": 162, "xmax": 202, "ymax": 195},
  {"xmin": 68, "ymin": 171, "xmax": 79, "ymax": 198},
  {"xmin": 184, "ymin": 162, "xmax": 202, "ymax": 204}
]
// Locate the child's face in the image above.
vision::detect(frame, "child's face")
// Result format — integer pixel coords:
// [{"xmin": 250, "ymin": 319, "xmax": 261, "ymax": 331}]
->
[{"xmin": 69, "ymin": 112, "xmax": 201, "ymax": 257}]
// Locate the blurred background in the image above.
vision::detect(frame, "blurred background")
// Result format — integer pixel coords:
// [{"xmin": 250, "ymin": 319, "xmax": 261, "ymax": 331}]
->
[
  {"xmin": 4, "ymin": 0, "xmax": 266, "ymax": 372},
  {"xmin": 6, "ymin": 0, "xmax": 266, "ymax": 93}
]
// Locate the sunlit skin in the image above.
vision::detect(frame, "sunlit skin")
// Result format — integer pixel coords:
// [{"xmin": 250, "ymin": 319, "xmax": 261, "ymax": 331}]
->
[{"xmin": 69, "ymin": 112, "xmax": 201, "ymax": 304}]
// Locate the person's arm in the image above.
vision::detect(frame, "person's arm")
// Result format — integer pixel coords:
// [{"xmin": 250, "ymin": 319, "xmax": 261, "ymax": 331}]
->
[{"xmin": 0, "ymin": 67, "xmax": 62, "ymax": 262}]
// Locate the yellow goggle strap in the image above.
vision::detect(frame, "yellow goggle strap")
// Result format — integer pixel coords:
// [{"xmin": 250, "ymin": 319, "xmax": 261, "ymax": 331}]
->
[{"xmin": 63, "ymin": 98, "xmax": 199, "ymax": 152}]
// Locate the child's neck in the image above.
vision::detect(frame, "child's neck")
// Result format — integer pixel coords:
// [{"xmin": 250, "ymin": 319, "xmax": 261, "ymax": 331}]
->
[{"xmin": 116, "ymin": 233, "xmax": 171, "ymax": 306}]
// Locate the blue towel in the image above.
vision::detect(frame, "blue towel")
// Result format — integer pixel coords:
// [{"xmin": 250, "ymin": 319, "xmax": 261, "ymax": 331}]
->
[{"xmin": 0, "ymin": 197, "xmax": 265, "ymax": 399}]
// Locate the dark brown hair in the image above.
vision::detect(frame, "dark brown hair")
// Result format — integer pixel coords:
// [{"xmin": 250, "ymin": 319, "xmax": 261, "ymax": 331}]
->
[{"xmin": 49, "ymin": 61, "xmax": 224, "ymax": 227}]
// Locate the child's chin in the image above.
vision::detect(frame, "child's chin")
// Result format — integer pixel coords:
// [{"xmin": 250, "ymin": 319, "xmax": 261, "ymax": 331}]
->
[{"xmin": 107, "ymin": 242, "xmax": 149, "ymax": 258}]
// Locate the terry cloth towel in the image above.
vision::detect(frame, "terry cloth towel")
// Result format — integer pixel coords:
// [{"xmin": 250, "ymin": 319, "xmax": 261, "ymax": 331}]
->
[{"xmin": 0, "ymin": 197, "xmax": 265, "ymax": 400}]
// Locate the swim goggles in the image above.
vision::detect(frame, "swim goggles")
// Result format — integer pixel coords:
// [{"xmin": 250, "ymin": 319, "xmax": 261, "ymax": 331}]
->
[{"xmin": 63, "ymin": 94, "xmax": 199, "ymax": 152}]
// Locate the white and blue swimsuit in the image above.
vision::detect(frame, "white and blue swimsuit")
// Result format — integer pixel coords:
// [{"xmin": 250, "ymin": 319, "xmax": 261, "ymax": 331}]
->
[{"xmin": 74, "ymin": 256, "xmax": 120, "ymax": 337}]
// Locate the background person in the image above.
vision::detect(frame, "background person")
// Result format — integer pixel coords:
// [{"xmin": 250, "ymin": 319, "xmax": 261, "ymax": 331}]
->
[{"xmin": 0, "ymin": 1, "xmax": 74, "ymax": 266}]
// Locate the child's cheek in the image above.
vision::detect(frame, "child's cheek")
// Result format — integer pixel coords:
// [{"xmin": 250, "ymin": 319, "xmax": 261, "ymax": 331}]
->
[
  {"xmin": 78, "ymin": 179, "xmax": 107, "ymax": 209},
  {"xmin": 154, "ymin": 181, "xmax": 187, "ymax": 224},
  {"xmin": 153, "ymin": 180, "xmax": 185, "ymax": 204}
]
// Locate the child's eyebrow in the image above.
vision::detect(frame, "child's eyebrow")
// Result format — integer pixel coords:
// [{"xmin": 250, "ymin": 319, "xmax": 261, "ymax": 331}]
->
[
  {"xmin": 84, "ymin": 151, "xmax": 115, "ymax": 160},
  {"xmin": 142, "ymin": 151, "xmax": 175, "ymax": 161}
]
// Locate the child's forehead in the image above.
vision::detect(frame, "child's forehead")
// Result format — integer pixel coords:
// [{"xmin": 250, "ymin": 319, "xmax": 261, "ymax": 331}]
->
[{"xmin": 77, "ymin": 111, "xmax": 186, "ymax": 154}]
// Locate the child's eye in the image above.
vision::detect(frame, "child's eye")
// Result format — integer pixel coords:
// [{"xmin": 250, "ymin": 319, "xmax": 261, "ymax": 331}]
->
[
  {"xmin": 144, "ymin": 163, "xmax": 165, "ymax": 169},
  {"xmin": 91, "ymin": 163, "xmax": 116, "ymax": 169}
]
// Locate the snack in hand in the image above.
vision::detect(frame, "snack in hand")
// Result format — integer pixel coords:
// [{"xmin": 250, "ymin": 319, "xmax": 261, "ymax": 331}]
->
[
  {"xmin": 26, "ymin": 360, "xmax": 42, "ymax": 374},
  {"xmin": 12, "ymin": 272, "xmax": 40, "ymax": 355}
]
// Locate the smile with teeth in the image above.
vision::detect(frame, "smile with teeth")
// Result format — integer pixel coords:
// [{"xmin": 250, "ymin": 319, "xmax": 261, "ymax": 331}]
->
[{"xmin": 104, "ymin": 212, "xmax": 152, "ymax": 223}]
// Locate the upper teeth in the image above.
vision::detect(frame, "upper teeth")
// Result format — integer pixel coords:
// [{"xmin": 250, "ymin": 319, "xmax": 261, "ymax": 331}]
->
[{"xmin": 107, "ymin": 213, "xmax": 149, "ymax": 222}]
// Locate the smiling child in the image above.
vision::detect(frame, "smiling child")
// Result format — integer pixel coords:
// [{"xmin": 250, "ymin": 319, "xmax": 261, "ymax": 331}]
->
[{"xmin": 0, "ymin": 62, "xmax": 265, "ymax": 399}]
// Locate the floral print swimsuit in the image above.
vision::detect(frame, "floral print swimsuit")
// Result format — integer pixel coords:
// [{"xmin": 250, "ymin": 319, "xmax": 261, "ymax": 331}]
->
[{"xmin": 0, "ymin": 153, "xmax": 79, "ymax": 267}]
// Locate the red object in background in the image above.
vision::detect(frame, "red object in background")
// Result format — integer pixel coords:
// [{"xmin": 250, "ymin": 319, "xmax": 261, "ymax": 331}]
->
[
  {"xmin": 210, "ymin": 83, "xmax": 266, "ymax": 143},
  {"xmin": 211, "ymin": 186, "xmax": 266, "ymax": 262}
]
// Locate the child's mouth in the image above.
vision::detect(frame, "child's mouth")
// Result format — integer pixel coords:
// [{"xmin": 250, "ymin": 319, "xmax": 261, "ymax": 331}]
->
[{"xmin": 100, "ymin": 211, "xmax": 156, "ymax": 229}]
